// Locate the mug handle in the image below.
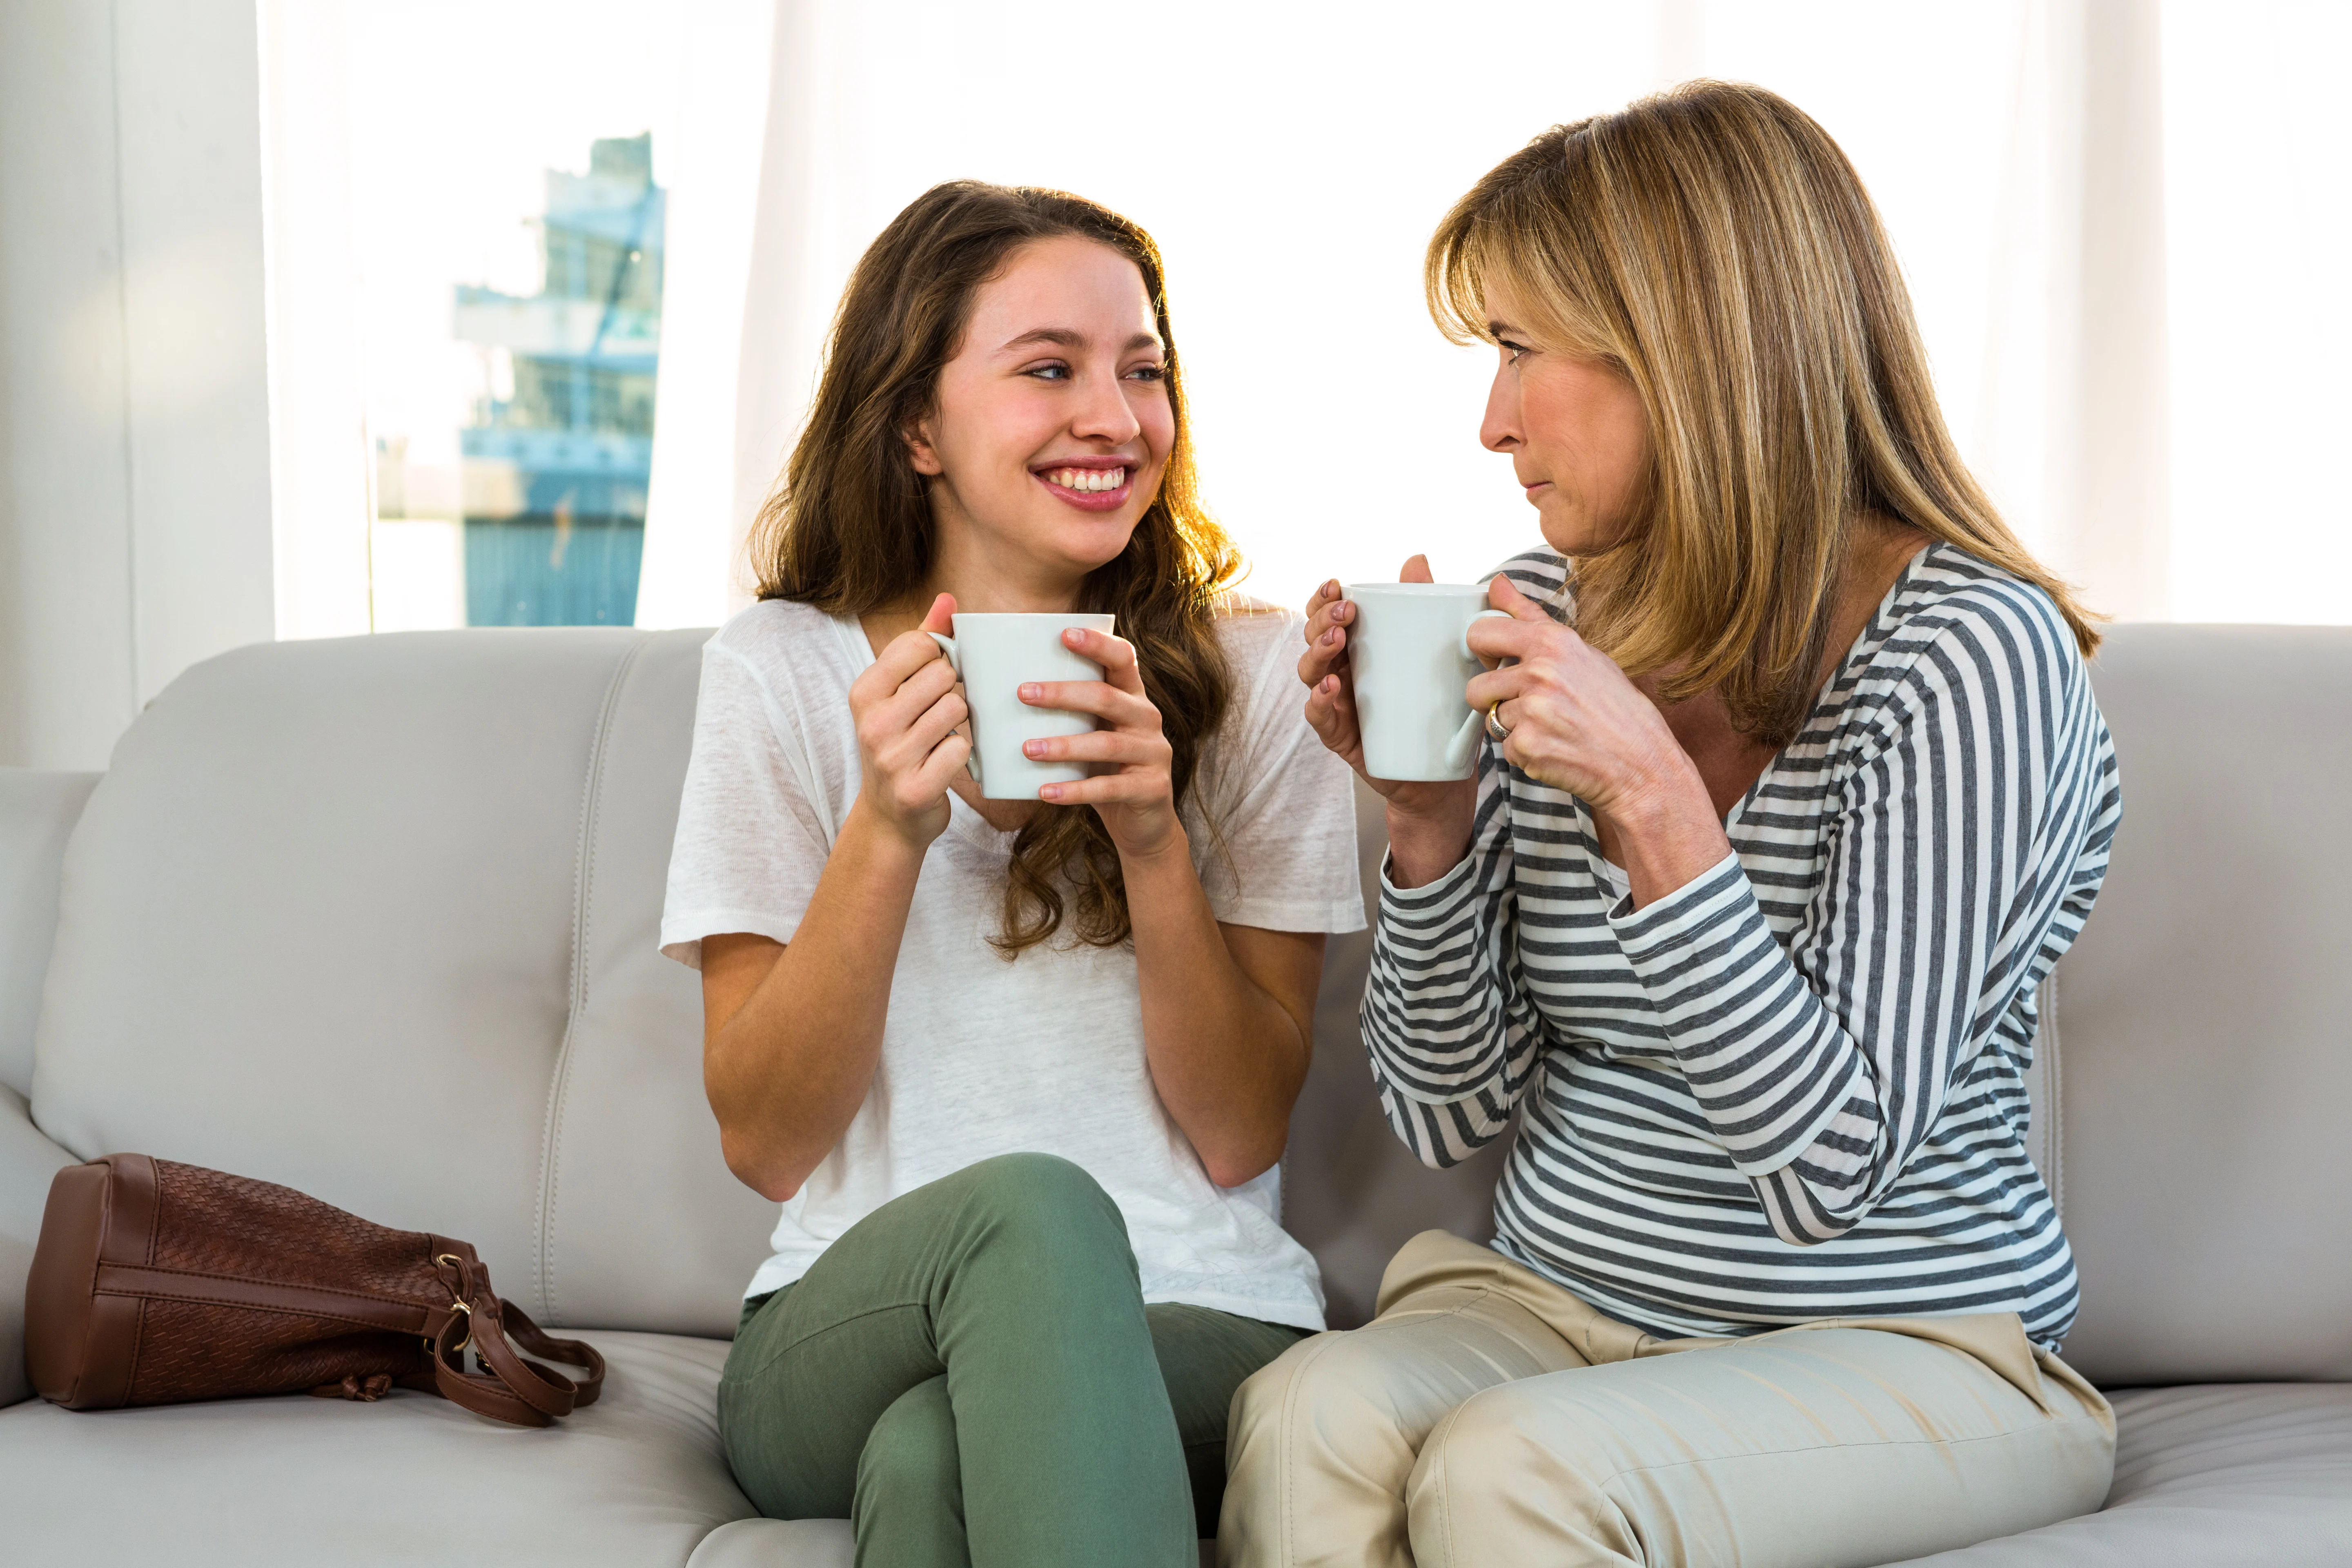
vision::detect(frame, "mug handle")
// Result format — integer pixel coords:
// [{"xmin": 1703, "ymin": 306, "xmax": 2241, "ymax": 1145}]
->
[
  {"xmin": 1442, "ymin": 609, "xmax": 1514, "ymax": 772},
  {"xmin": 927, "ymin": 633, "xmax": 982, "ymax": 784}
]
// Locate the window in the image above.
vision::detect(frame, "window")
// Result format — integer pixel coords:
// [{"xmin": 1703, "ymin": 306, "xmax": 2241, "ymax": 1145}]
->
[{"xmin": 350, "ymin": 3, "xmax": 681, "ymax": 631}]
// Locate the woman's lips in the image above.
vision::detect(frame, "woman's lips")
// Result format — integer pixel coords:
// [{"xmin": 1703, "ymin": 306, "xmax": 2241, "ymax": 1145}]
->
[{"xmin": 1036, "ymin": 464, "xmax": 1134, "ymax": 513}]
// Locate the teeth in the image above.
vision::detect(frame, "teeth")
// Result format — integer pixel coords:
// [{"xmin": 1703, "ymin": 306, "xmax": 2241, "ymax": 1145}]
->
[{"xmin": 1048, "ymin": 467, "xmax": 1124, "ymax": 492}]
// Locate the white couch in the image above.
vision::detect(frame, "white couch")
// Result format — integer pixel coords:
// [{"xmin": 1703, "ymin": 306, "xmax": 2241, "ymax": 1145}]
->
[{"xmin": 1, "ymin": 624, "xmax": 2346, "ymax": 1565}]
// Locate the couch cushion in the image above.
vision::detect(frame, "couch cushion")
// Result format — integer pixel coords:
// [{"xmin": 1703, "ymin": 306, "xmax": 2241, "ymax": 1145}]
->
[
  {"xmin": 28, "ymin": 630, "xmax": 772, "ymax": 1339},
  {"xmin": 526, "ymin": 628, "xmax": 775, "ymax": 1335},
  {"xmin": 687, "ymin": 1519, "xmax": 853, "ymax": 1568},
  {"xmin": 2054, "ymin": 626, "xmax": 2352, "ymax": 1384},
  {"xmin": 0, "ymin": 1331, "xmax": 808, "ymax": 1566},
  {"xmin": 1883, "ymin": 1382, "xmax": 2352, "ymax": 1564}
]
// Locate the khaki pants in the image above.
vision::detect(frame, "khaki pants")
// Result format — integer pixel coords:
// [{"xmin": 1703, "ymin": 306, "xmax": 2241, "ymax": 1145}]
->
[{"xmin": 1221, "ymin": 1232, "xmax": 2116, "ymax": 1568}]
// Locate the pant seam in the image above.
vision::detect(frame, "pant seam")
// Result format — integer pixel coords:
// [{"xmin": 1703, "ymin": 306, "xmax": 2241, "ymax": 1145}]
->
[
  {"xmin": 725, "ymin": 1298, "xmax": 933, "ymax": 1388},
  {"xmin": 1571, "ymin": 1406, "xmax": 2113, "ymax": 1488}
]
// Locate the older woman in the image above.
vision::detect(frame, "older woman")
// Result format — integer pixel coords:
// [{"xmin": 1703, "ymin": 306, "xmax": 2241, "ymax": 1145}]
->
[{"xmin": 1226, "ymin": 83, "xmax": 2122, "ymax": 1568}]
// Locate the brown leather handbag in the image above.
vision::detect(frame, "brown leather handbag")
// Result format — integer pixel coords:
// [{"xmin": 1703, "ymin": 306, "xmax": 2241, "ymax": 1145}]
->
[{"xmin": 23, "ymin": 1153, "xmax": 604, "ymax": 1428}]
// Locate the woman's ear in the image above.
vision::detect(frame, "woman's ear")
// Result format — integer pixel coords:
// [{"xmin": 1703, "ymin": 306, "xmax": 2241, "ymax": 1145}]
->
[{"xmin": 903, "ymin": 415, "xmax": 944, "ymax": 477}]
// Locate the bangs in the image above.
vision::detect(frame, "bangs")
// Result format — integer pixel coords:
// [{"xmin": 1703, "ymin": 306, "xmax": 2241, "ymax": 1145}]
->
[
  {"xmin": 1426, "ymin": 158, "xmax": 1617, "ymax": 361},
  {"xmin": 1425, "ymin": 213, "xmax": 1499, "ymax": 347}
]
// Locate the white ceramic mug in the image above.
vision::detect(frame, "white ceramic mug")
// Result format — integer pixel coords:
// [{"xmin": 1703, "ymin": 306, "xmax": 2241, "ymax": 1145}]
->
[
  {"xmin": 1346, "ymin": 583, "xmax": 1509, "ymax": 782},
  {"xmin": 928, "ymin": 612, "xmax": 1115, "ymax": 800}
]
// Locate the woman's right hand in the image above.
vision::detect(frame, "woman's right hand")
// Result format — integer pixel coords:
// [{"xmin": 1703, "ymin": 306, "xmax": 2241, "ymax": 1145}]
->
[
  {"xmin": 848, "ymin": 592, "xmax": 973, "ymax": 850},
  {"xmin": 1300, "ymin": 557, "xmax": 1479, "ymax": 886}
]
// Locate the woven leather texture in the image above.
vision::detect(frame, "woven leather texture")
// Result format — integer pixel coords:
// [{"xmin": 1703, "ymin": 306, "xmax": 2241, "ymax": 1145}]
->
[{"xmin": 124, "ymin": 1160, "xmax": 443, "ymax": 1405}]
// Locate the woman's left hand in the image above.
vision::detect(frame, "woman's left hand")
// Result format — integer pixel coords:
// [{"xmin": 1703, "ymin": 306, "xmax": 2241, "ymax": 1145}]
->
[
  {"xmin": 1019, "ymin": 627, "xmax": 1182, "ymax": 861},
  {"xmin": 1465, "ymin": 575, "xmax": 1702, "ymax": 828}
]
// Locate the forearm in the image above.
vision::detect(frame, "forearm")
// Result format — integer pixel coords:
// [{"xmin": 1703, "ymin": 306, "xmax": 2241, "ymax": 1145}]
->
[
  {"xmin": 705, "ymin": 801, "xmax": 927, "ymax": 1199},
  {"xmin": 1361, "ymin": 831, "xmax": 1535, "ymax": 1167},
  {"xmin": 1125, "ymin": 830, "xmax": 1309, "ymax": 1187}
]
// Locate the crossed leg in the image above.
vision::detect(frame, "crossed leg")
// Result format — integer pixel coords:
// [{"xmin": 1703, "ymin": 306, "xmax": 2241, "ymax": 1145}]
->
[{"xmin": 1223, "ymin": 1233, "xmax": 2115, "ymax": 1568}]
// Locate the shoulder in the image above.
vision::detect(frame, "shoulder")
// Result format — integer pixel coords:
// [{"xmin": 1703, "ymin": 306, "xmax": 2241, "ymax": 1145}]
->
[
  {"xmin": 1847, "ymin": 544, "xmax": 2098, "ymax": 747},
  {"xmin": 690, "ymin": 599, "xmax": 864, "ymax": 754},
  {"xmin": 705, "ymin": 598, "xmax": 861, "ymax": 692},
  {"xmin": 1196, "ymin": 595, "xmax": 1309, "ymax": 745},
  {"xmin": 1486, "ymin": 548, "xmax": 1575, "ymax": 625},
  {"xmin": 1205, "ymin": 592, "xmax": 1302, "ymax": 673},
  {"xmin": 1877, "ymin": 545, "xmax": 2085, "ymax": 686}
]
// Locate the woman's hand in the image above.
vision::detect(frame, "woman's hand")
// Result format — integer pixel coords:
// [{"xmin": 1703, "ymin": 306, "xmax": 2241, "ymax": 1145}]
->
[
  {"xmin": 1019, "ymin": 627, "xmax": 1183, "ymax": 862},
  {"xmin": 1466, "ymin": 574, "xmax": 1727, "ymax": 904},
  {"xmin": 847, "ymin": 592, "xmax": 972, "ymax": 851},
  {"xmin": 1300, "ymin": 555, "xmax": 1480, "ymax": 886}
]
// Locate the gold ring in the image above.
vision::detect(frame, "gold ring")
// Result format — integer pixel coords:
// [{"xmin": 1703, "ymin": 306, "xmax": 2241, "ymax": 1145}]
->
[{"xmin": 1485, "ymin": 700, "xmax": 1511, "ymax": 743}]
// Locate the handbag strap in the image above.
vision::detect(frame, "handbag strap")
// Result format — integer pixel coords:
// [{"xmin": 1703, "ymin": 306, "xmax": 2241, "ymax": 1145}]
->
[{"xmin": 419, "ymin": 1252, "xmax": 607, "ymax": 1428}]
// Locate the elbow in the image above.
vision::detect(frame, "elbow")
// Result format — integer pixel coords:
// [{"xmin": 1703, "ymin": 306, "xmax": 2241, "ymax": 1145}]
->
[
  {"xmin": 1200, "ymin": 1131, "xmax": 1287, "ymax": 1189},
  {"xmin": 718, "ymin": 1128, "xmax": 804, "ymax": 1204},
  {"xmin": 1753, "ymin": 1169, "xmax": 1871, "ymax": 1247}
]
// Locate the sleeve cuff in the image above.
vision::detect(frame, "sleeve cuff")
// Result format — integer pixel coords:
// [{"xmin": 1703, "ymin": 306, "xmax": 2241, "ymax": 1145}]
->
[
  {"xmin": 1377, "ymin": 843, "xmax": 1485, "ymax": 917},
  {"xmin": 658, "ymin": 906, "xmax": 805, "ymax": 969},
  {"xmin": 1604, "ymin": 850, "xmax": 1748, "ymax": 958},
  {"xmin": 1208, "ymin": 895, "xmax": 1369, "ymax": 934}
]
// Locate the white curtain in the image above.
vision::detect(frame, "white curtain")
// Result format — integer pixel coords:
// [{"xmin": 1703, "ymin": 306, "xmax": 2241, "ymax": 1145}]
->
[{"xmin": 634, "ymin": 0, "xmax": 2344, "ymax": 631}]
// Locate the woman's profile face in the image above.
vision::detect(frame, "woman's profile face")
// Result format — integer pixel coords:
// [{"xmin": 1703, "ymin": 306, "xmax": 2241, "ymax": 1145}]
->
[
  {"xmin": 908, "ymin": 235, "xmax": 1174, "ymax": 581},
  {"xmin": 1479, "ymin": 278, "xmax": 1651, "ymax": 557}
]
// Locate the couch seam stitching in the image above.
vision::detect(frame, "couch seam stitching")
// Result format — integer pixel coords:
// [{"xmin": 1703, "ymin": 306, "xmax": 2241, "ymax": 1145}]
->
[{"xmin": 533, "ymin": 632, "xmax": 651, "ymax": 1326}]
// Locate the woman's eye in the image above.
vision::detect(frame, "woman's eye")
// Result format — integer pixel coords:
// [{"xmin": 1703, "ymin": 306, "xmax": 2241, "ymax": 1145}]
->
[
  {"xmin": 1499, "ymin": 339, "xmax": 1531, "ymax": 364},
  {"xmin": 1125, "ymin": 363, "xmax": 1166, "ymax": 382},
  {"xmin": 1027, "ymin": 362, "xmax": 1071, "ymax": 381}
]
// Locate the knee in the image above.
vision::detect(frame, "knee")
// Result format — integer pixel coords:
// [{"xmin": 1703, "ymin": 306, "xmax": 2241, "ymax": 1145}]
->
[
  {"xmin": 1407, "ymin": 1385, "xmax": 1629, "ymax": 1565},
  {"xmin": 954, "ymin": 1152, "xmax": 1126, "ymax": 1246},
  {"xmin": 1228, "ymin": 1329, "xmax": 1423, "ymax": 1481}
]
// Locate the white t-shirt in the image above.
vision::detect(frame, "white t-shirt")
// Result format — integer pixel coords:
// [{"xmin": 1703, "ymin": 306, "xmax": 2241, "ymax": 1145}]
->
[{"xmin": 660, "ymin": 596, "xmax": 1365, "ymax": 1330}]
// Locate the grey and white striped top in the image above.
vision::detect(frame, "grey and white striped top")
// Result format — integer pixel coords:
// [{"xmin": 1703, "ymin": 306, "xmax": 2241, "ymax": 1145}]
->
[{"xmin": 1363, "ymin": 543, "xmax": 2121, "ymax": 1350}]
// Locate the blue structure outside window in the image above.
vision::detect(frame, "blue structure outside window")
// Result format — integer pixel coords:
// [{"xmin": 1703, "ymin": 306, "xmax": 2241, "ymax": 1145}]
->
[{"xmin": 454, "ymin": 133, "xmax": 662, "ymax": 627}]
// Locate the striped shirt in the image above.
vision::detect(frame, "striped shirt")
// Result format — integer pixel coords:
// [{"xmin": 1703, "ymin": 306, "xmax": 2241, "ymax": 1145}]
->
[{"xmin": 1363, "ymin": 543, "xmax": 2121, "ymax": 1350}]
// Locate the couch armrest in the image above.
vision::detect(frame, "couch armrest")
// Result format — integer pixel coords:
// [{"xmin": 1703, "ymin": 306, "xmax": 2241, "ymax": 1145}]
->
[
  {"xmin": 0, "ymin": 768, "xmax": 102, "ymax": 1098},
  {"xmin": 0, "ymin": 1082, "xmax": 76, "ymax": 1408}
]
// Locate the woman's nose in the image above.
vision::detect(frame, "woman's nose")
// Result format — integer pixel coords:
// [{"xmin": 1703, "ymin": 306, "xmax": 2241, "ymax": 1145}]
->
[
  {"xmin": 1481, "ymin": 363, "xmax": 1521, "ymax": 453},
  {"xmin": 1069, "ymin": 367, "xmax": 1141, "ymax": 445}
]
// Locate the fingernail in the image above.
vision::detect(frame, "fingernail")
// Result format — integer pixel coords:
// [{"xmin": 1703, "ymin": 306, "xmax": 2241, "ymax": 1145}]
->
[
  {"xmin": 1321, "ymin": 628, "xmax": 1337, "ymax": 646},
  {"xmin": 1063, "ymin": 628, "xmax": 1082, "ymax": 645},
  {"xmin": 1019, "ymin": 683, "xmax": 1041, "ymax": 701},
  {"xmin": 1024, "ymin": 739, "xmax": 1046, "ymax": 758},
  {"xmin": 1335, "ymin": 604, "xmax": 1352, "ymax": 622},
  {"xmin": 1038, "ymin": 784, "xmax": 1062, "ymax": 801}
]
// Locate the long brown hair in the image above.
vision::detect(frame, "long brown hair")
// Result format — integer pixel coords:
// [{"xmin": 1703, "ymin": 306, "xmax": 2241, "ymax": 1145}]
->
[
  {"xmin": 1428, "ymin": 81, "xmax": 2100, "ymax": 744},
  {"xmin": 749, "ymin": 180, "xmax": 1243, "ymax": 954}
]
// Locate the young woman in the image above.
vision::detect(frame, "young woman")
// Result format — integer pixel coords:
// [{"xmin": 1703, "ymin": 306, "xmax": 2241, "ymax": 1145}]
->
[
  {"xmin": 659, "ymin": 182, "xmax": 1362, "ymax": 1568},
  {"xmin": 1227, "ymin": 85, "xmax": 2123, "ymax": 1566}
]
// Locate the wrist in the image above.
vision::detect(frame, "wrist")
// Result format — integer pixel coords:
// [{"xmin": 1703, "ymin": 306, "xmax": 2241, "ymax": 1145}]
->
[
  {"xmin": 1602, "ymin": 754, "xmax": 1711, "ymax": 841},
  {"xmin": 844, "ymin": 793, "xmax": 939, "ymax": 869},
  {"xmin": 1115, "ymin": 816, "xmax": 1192, "ymax": 876},
  {"xmin": 1384, "ymin": 786, "xmax": 1475, "ymax": 890}
]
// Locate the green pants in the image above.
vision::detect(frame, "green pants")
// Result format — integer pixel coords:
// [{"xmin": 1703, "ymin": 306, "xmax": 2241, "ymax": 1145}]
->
[{"xmin": 717, "ymin": 1152, "xmax": 1308, "ymax": 1568}]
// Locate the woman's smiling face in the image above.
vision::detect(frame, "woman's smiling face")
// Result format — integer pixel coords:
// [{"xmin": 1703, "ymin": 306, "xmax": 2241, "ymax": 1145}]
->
[{"xmin": 907, "ymin": 235, "xmax": 1174, "ymax": 585}]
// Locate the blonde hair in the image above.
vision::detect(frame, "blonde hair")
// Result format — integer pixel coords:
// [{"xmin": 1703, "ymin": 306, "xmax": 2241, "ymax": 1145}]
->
[{"xmin": 1428, "ymin": 80, "xmax": 2099, "ymax": 743}]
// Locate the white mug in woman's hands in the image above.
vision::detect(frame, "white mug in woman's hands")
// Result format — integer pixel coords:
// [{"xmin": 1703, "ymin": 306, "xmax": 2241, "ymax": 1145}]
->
[
  {"xmin": 1344, "ymin": 584, "xmax": 1510, "ymax": 781},
  {"xmin": 929, "ymin": 613, "xmax": 1114, "ymax": 800}
]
